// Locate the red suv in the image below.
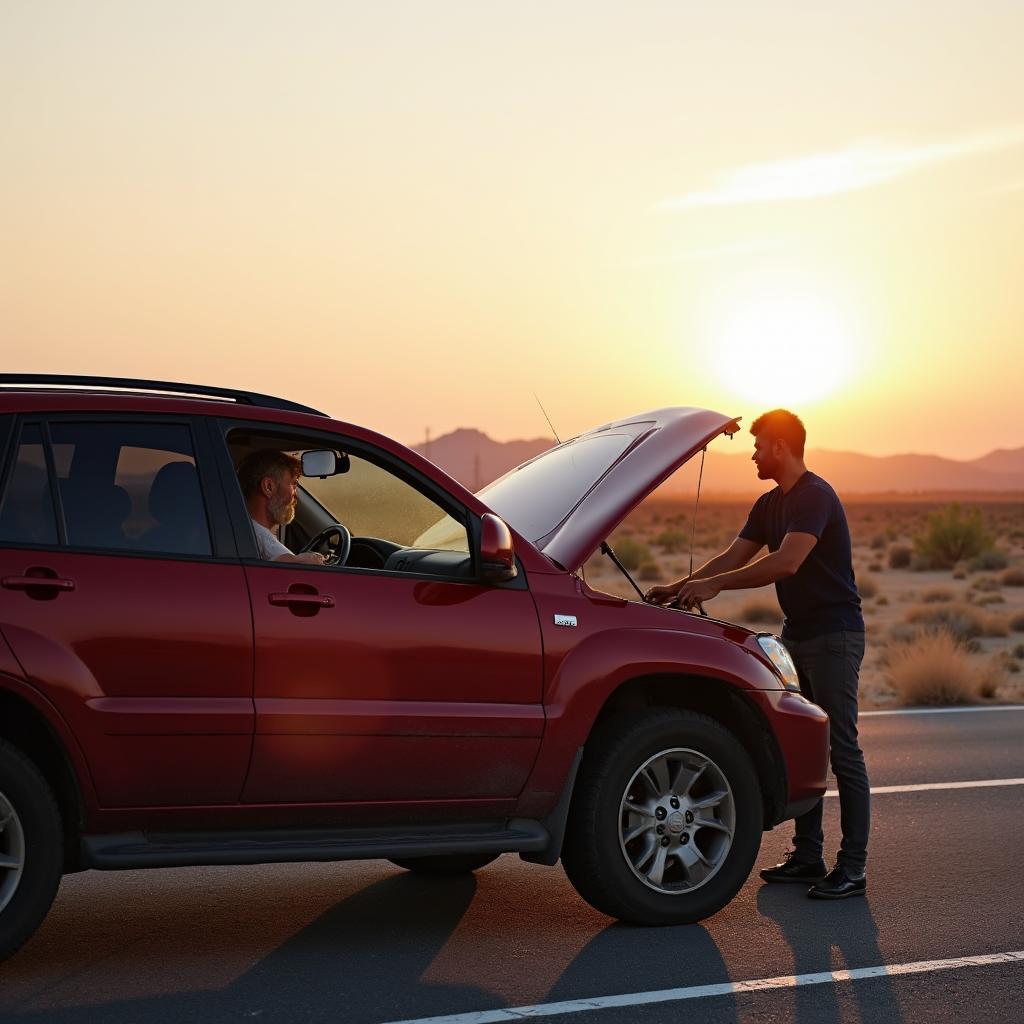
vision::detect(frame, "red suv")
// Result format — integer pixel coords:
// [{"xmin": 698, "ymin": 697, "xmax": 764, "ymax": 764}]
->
[{"xmin": 0, "ymin": 375, "xmax": 828, "ymax": 960}]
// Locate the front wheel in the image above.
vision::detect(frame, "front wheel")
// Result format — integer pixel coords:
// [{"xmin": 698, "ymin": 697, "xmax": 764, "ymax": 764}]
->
[
  {"xmin": 562, "ymin": 709, "xmax": 763, "ymax": 925},
  {"xmin": 389, "ymin": 853, "xmax": 499, "ymax": 876},
  {"xmin": 0, "ymin": 740, "xmax": 64, "ymax": 962}
]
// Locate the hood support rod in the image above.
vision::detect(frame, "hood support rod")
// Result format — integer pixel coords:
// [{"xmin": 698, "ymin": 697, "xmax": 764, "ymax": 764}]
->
[{"xmin": 599, "ymin": 542, "xmax": 645, "ymax": 599}]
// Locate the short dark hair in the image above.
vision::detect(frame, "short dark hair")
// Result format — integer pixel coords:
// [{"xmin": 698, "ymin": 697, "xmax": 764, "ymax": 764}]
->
[
  {"xmin": 750, "ymin": 409, "xmax": 806, "ymax": 458},
  {"xmin": 236, "ymin": 449, "xmax": 302, "ymax": 499}
]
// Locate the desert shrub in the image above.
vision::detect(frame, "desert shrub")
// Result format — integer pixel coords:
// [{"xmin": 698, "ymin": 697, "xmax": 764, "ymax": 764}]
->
[
  {"xmin": 912, "ymin": 504, "xmax": 994, "ymax": 569},
  {"xmin": 903, "ymin": 602, "xmax": 1008, "ymax": 641},
  {"xmin": 1011, "ymin": 611, "xmax": 1024, "ymax": 633},
  {"xmin": 869, "ymin": 561, "xmax": 883, "ymax": 572},
  {"xmin": 975, "ymin": 593, "xmax": 1005, "ymax": 606},
  {"xmin": 870, "ymin": 533, "xmax": 886, "ymax": 550},
  {"xmin": 857, "ymin": 575, "xmax": 879, "ymax": 599},
  {"xmin": 1013, "ymin": 644, "xmax": 1024, "ymax": 659},
  {"xmin": 654, "ymin": 530, "xmax": 687, "ymax": 552},
  {"xmin": 920, "ymin": 586, "xmax": 954, "ymax": 603},
  {"xmin": 970, "ymin": 575, "xmax": 1002, "ymax": 592},
  {"xmin": 888, "ymin": 544, "xmax": 912, "ymax": 569},
  {"xmin": 613, "ymin": 538, "xmax": 650, "ymax": 571},
  {"xmin": 969, "ymin": 549, "xmax": 1009, "ymax": 572},
  {"xmin": 884, "ymin": 628, "xmax": 1001, "ymax": 706},
  {"xmin": 638, "ymin": 561, "xmax": 661, "ymax": 581},
  {"xmin": 1001, "ymin": 567, "xmax": 1024, "ymax": 587},
  {"xmin": 877, "ymin": 595, "xmax": 889, "ymax": 606},
  {"xmin": 910, "ymin": 553, "xmax": 932, "ymax": 572},
  {"xmin": 952, "ymin": 562, "xmax": 968, "ymax": 580},
  {"xmin": 738, "ymin": 597, "xmax": 782, "ymax": 624}
]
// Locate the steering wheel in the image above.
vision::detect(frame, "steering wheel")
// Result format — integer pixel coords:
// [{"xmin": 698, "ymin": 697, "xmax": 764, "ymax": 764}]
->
[{"xmin": 300, "ymin": 524, "xmax": 352, "ymax": 567}]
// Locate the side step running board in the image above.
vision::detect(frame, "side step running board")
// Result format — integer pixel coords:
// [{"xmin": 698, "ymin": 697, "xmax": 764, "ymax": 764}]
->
[{"xmin": 82, "ymin": 819, "xmax": 549, "ymax": 870}]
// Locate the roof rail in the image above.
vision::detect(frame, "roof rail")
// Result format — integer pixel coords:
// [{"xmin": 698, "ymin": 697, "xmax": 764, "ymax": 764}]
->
[{"xmin": 0, "ymin": 375, "xmax": 326, "ymax": 416}]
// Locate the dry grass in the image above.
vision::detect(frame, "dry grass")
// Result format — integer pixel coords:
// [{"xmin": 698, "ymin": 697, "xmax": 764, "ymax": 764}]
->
[
  {"xmin": 888, "ymin": 544, "xmax": 912, "ymax": 569},
  {"xmin": 904, "ymin": 602, "xmax": 1009, "ymax": 640},
  {"xmin": 971, "ymin": 575, "xmax": 1002, "ymax": 592},
  {"xmin": 884, "ymin": 628, "xmax": 1003, "ymax": 706},
  {"xmin": 737, "ymin": 597, "xmax": 783, "ymax": 625},
  {"xmin": 1002, "ymin": 567, "xmax": 1024, "ymax": 587},
  {"xmin": 920, "ymin": 586, "xmax": 955, "ymax": 603}
]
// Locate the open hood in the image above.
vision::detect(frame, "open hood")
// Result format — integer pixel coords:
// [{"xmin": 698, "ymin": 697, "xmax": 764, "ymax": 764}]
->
[{"xmin": 476, "ymin": 407, "xmax": 741, "ymax": 571}]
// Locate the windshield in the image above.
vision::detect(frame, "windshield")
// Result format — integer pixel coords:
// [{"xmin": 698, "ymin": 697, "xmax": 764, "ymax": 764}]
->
[{"xmin": 474, "ymin": 431, "xmax": 638, "ymax": 542}]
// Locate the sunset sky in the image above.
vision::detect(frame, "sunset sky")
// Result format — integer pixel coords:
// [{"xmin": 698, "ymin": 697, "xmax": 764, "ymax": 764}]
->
[{"xmin": 4, "ymin": 2, "xmax": 1023, "ymax": 459}]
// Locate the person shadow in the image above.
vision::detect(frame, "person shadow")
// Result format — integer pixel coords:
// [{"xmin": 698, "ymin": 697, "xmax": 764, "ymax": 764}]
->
[
  {"xmin": 1, "ymin": 871, "xmax": 501, "ymax": 1024},
  {"xmin": 756, "ymin": 884, "xmax": 905, "ymax": 1024},
  {"xmin": 544, "ymin": 920, "xmax": 739, "ymax": 1022}
]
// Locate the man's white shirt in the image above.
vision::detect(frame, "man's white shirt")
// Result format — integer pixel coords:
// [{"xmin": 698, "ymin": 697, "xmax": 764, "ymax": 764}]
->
[{"xmin": 253, "ymin": 520, "xmax": 291, "ymax": 560}]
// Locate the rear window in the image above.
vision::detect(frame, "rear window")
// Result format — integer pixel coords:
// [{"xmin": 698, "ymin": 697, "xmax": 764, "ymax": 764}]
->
[
  {"xmin": 477, "ymin": 432, "xmax": 635, "ymax": 541},
  {"xmin": 0, "ymin": 424, "xmax": 58, "ymax": 546},
  {"xmin": 50, "ymin": 422, "xmax": 212, "ymax": 556}
]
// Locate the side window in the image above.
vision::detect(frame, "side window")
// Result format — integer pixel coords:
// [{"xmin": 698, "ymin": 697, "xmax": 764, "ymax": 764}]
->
[
  {"xmin": 301, "ymin": 452, "xmax": 470, "ymax": 554},
  {"xmin": 0, "ymin": 424, "xmax": 59, "ymax": 546},
  {"xmin": 48, "ymin": 422, "xmax": 212, "ymax": 557}
]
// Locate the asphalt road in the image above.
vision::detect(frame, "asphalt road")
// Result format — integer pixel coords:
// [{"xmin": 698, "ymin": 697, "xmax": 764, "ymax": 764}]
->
[{"xmin": 1, "ymin": 707, "xmax": 1022, "ymax": 1024}]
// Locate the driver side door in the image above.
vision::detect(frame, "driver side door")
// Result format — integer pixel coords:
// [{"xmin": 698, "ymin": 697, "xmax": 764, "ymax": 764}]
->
[{"xmin": 215, "ymin": 421, "xmax": 545, "ymax": 820}]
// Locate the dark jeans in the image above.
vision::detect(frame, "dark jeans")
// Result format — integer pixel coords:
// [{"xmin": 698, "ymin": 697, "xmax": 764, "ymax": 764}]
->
[{"xmin": 781, "ymin": 630, "xmax": 870, "ymax": 873}]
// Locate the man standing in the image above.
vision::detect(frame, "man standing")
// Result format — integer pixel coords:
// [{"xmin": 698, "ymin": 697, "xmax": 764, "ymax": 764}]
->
[{"xmin": 645, "ymin": 409, "xmax": 869, "ymax": 899}]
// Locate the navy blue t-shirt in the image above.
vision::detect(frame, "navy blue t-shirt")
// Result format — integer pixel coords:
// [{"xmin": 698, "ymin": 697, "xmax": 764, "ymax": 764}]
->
[{"xmin": 739, "ymin": 471, "xmax": 864, "ymax": 641}]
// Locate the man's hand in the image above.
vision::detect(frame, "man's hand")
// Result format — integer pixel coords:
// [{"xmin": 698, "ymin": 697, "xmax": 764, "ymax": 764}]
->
[
  {"xmin": 644, "ymin": 579, "xmax": 688, "ymax": 606},
  {"xmin": 292, "ymin": 551, "xmax": 326, "ymax": 566},
  {"xmin": 677, "ymin": 577, "xmax": 722, "ymax": 610}
]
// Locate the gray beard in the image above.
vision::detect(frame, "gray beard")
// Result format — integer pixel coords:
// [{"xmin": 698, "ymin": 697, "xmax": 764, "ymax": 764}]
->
[{"xmin": 268, "ymin": 495, "xmax": 296, "ymax": 526}]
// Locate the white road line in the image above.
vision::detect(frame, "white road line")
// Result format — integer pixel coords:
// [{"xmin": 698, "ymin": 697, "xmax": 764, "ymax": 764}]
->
[
  {"xmin": 380, "ymin": 951, "xmax": 1024, "ymax": 1024},
  {"xmin": 861, "ymin": 706, "xmax": 1024, "ymax": 717},
  {"xmin": 825, "ymin": 777, "xmax": 1024, "ymax": 797}
]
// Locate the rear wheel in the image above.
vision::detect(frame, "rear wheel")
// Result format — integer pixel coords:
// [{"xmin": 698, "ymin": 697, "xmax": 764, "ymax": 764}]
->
[
  {"xmin": 0, "ymin": 740, "xmax": 63, "ymax": 962},
  {"xmin": 562, "ymin": 709, "xmax": 762, "ymax": 925},
  {"xmin": 389, "ymin": 853, "xmax": 499, "ymax": 876}
]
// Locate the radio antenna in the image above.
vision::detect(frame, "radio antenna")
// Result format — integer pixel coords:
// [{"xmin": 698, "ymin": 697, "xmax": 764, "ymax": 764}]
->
[{"xmin": 534, "ymin": 393, "xmax": 561, "ymax": 445}]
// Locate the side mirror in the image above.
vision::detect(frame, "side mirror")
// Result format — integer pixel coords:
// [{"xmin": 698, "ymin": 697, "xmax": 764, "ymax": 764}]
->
[
  {"xmin": 301, "ymin": 450, "xmax": 350, "ymax": 478},
  {"xmin": 478, "ymin": 513, "xmax": 517, "ymax": 583}
]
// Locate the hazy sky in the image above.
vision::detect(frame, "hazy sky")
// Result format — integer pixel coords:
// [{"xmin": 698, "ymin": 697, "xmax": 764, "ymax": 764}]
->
[{"xmin": 4, "ymin": 2, "xmax": 1024, "ymax": 458}]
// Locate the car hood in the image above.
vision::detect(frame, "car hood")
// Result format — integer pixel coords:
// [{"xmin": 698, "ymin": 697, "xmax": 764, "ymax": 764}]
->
[{"xmin": 476, "ymin": 407, "xmax": 741, "ymax": 571}]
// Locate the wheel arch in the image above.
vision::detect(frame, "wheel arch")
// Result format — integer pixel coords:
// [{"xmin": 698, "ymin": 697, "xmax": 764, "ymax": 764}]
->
[
  {"xmin": 587, "ymin": 673, "xmax": 787, "ymax": 829},
  {"xmin": 0, "ymin": 681, "xmax": 86, "ymax": 873}
]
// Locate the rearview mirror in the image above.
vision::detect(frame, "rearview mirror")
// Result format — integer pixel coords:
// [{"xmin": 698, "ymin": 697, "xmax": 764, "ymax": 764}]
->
[
  {"xmin": 478, "ymin": 513, "xmax": 517, "ymax": 583},
  {"xmin": 301, "ymin": 450, "xmax": 350, "ymax": 478}
]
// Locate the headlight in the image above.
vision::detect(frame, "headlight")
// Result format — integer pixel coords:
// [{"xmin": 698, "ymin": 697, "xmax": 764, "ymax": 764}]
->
[{"xmin": 756, "ymin": 634, "xmax": 801, "ymax": 692}]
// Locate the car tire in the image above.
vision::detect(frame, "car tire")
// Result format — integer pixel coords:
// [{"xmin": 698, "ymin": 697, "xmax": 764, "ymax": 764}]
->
[
  {"xmin": 562, "ymin": 708, "xmax": 762, "ymax": 925},
  {"xmin": 389, "ymin": 853, "xmax": 499, "ymax": 876},
  {"xmin": 0, "ymin": 740, "xmax": 64, "ymax": 962}
]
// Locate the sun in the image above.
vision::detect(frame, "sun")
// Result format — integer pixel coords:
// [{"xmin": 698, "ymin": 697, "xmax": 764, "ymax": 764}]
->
[{"xmin": 706, "ymin": 286, "xmax": 855, "ymax": 406}]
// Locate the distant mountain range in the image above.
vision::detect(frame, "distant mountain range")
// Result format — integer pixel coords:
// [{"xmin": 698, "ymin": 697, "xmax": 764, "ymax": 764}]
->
[{"xmin": 412, "ymin": 428, "xmax": 1024, "ymax": 496}]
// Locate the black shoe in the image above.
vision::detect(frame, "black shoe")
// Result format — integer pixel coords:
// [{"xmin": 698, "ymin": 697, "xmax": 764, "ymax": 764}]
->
[
  {"xmin": 759, "ymin": 851, "xmax": 828, "ymax": 884},
  {"xmin": 808, "ymin": 864, "xmax": 866, "ymax": 899}
]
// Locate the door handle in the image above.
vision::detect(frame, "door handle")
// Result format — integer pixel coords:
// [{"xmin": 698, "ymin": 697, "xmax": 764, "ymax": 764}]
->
[
  {"xmin": 2, "ymin": 575, "xmax": 76, "ymax": 593},
  {"xmin": 268, "ymin": 592, "xmax": 335, "ymax": 609}
]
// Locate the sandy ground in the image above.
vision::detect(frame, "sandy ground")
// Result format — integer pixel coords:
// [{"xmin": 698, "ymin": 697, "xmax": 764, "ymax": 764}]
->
[{"xmin": 580, "ymin": 498, "xmax": 1024, "ymax": 708}]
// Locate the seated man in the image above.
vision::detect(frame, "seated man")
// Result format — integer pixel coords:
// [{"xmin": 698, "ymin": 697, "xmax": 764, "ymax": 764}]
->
[{"xmin": 236, "ymin": 449, "xmax": 325, "ymax": 565}]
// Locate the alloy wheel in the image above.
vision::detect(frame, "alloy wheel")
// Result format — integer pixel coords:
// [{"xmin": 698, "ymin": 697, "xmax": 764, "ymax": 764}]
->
[
  {"xmin": 0, "ymin": 790, "xmax": 25, "ymax": 915},
  {"xmin": 618, "ymin": 747, "xmax": 735, "ymax": 895}
]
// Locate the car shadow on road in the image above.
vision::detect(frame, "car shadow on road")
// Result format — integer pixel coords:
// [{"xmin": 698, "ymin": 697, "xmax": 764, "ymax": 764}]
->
[
  {"xmin": 756, "ymin": 884, "xmax": 905, "ymax": 1024},
  {"xmin": 1, "ymin": 871, "xmax": 500, "ymax": 1024}
]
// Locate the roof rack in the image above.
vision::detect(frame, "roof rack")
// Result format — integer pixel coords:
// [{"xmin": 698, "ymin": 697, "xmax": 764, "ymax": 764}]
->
[{"xmin": 0, "ymin": 375, "xmax": 326, "ymax": 417}]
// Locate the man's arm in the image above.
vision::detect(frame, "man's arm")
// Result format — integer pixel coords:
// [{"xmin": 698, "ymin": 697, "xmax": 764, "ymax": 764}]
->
[
  {"xmin": 274, "ymin": 551, "xmax": 325, "ymax": 565},
  {"xmin": 645, "ymin": 537, "xmax": 763, "ymax": 604},
  {"xmin": 678, "ymin": 532, "xmax": 817, "ymax": 606}
]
